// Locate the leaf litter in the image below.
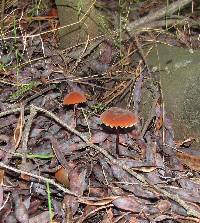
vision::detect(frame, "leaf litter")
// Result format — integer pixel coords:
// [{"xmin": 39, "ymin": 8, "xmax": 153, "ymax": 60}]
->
[{"xmin": 0, "ymin": 0, "xmax": 200, "ymax": 222}]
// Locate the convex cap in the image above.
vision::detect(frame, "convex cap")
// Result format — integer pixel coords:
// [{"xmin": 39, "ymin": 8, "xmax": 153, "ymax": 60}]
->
[
  {"xmin": 100, "ymin": 107, "xmax": 138, "ymax": 128},
  {"xmin": 63, "ymin": 91, "xmax": 87, "ymax": 105}
]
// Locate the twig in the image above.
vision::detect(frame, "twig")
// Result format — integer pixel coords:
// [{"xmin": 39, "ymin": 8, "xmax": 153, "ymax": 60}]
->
[
  {"xmin": 70, "ymin": 34, "xmax": 90, "ymax": 74},
  {"xmin": 20, "ymin": 106, "xmax": 37, "ymax": 164},
  {"xmin": 22, "ymin": 84, "xmax": 57, "ymax": 105},
  {"xmin": 0, "ymin": 107, "xmax": 22, "ymax": 118},
  {"xmin": 0, "ymin": 161, "xmax": 78, "ymax": 197},
  {"xmin": 0, "ymin": 191, "xmax": 10, "ymax": 211}
]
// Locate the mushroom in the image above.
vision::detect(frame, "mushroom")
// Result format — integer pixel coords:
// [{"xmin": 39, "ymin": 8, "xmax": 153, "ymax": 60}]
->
[
  {"xmin": 100, "ymin": 107, "xmax": 138, "ymax": 155},
  {"xmin": 63, "ymin": 91, "xmax": 87, "ymax": 127},
  {"xmin": 55, "ymin": 167, "xmax": 69, "ymax": 187}
]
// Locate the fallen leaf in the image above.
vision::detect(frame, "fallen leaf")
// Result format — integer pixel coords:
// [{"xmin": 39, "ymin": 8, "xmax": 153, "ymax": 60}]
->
[
  {"xmin": 50, "ymin": 137, "xmax": 69, "ymax": 169},
  {"xmin": 13, "ymin": 192, "xmax": 29, "ymax": 223},
  {"xmin": 90, "ymin": 131, "xmax": 108, "ymax": 144},
  {"xmin": 112, "ymin": 196, "xmax": 142, "ymax": 213},
  {"xmin": 29, "ymin": 211, "xmax": 52, "ymax": 223},
  {"xmin": 98, "ymin": 41, "xmax": 112, "ymax": 64},
  {"xmin": 64, "ymin": 167, "xmax": 88, "ymax": 215}
]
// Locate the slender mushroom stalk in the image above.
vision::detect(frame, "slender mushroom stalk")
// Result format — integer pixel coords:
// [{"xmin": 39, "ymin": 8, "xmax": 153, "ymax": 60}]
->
[
  {"xmin": 116, "ymin": 128, "xmax": 120, "ymax": 155},
  {"xmin": 73, "ymin": 104, "xmax": 78, "ymax": 126},
  {"xmin": 100, "ymin": 107, "xmax": 138, "ymax": 156},
  {"xmin": 63, "ymin": 91, "xmax": 87, "ymax": 128}
]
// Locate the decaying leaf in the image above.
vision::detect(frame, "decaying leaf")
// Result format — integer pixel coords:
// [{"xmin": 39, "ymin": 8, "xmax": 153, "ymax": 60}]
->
[
  {"xmin": 29, "ymin": 211, "xmax": 52, "ymax": 223},
  {"xmin": 50, "ymin": 137, "xmax": 69, "ymax": 169},
  {"xmin": 13, "ymin": 192, "xmax": 29, "ymax": 223},
  {"xmin": 63, "ymin": 167, "xmax": 88, "ymax": 215},
  {"xmin": 90, "ymin": 131, "xmax": 109, "ymax": 144},
  {"xmin": 112, "ymin": 196, "xmax": 142, "ymax": 213}
]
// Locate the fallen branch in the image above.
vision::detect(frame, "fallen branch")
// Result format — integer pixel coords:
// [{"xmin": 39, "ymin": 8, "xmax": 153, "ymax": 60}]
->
[{"xmin": 127, "ymin": 0, "xmax": 192, "ymax": 33}]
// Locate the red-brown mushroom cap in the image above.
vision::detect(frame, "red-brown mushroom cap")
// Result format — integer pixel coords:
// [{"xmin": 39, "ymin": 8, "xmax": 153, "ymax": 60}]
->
[
  {"xmin": 100, "ymin": 107, "xmax": 138, "ymax": 128},
  {"xmin": 63, "ymin": 91, "xmax": 87, "ymax": 105}
]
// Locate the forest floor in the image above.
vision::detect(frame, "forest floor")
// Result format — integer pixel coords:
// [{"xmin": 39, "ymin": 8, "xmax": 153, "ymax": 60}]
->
[{"xmin": 0, "ymin": 0, "xmax": 200, "ymax": 222}]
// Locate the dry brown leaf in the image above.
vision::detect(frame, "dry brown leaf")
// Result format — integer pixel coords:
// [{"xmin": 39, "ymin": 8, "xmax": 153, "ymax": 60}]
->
[
  {"xmin": 14, "ymin": 105, "xmax": 25, "ymax": 149},
  {"xmin": 176, "ymin": 150, "xmax": 200, "ymax": 171}
]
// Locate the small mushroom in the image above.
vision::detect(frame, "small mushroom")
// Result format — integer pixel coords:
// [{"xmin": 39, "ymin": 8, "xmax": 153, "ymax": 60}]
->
[
  {"xmin": 63, "ymin": 91, "xmax": 87, "ymax": 127},
  {"xmin": 55, "ymin": 167, "xmax": 69, "ymax": 187},
  {"xmin": 100, "ymin": 107, "xmax": 138, "ymax": 156}
]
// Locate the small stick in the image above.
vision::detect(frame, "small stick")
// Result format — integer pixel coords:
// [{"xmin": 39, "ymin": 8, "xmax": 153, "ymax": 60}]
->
[
  {"xmin": 0, "ymin": 161, "xmax": 78, "ymax": 197},
  {"xmin": 20, "ymin": 106, "xmax": 37, "ymax": 164}
]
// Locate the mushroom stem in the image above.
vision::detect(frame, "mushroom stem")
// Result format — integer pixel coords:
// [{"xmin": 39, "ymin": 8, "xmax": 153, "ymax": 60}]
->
[
  {"xmin": 73, "ymin": 104, "xmax": 77, "ymax": 128},
  {"xmin": 116, "ymin": 128, "xmax": 119, "ymax": 155}
]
